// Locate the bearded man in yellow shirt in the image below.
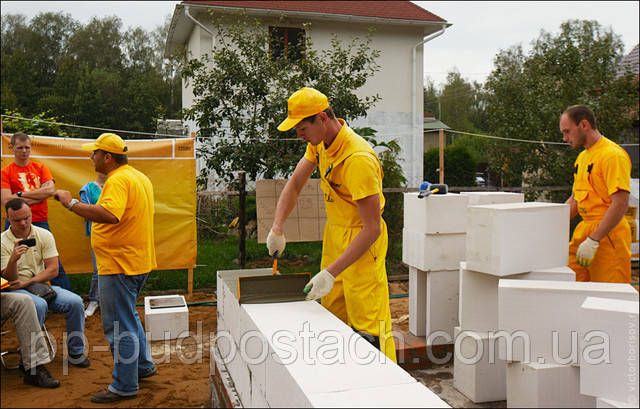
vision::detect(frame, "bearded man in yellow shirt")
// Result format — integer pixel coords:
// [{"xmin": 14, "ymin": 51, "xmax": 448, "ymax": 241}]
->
[
  {"xmin": 561, "ymin": 105, "xmax": 632, "ymax": 283},
  {"xmin": 266, "ymin": 87, "xmax": 397, "ymax": 363},
  {"xmin": 54, "ymin": 133, "xmax": 157, "ymax": 403}
]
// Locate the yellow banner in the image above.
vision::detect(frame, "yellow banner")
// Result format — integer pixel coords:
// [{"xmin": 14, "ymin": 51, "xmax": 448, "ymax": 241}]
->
[{"xmin": 1, "ymin": 134, "xmax": 197, "ymax": 273}]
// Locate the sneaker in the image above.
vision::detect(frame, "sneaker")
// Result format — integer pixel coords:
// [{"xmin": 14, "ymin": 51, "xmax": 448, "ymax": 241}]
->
[
  {"xmin": 67, "ymin": 353, "xmax": 90, "ymax": 368},
  {"xmin": 85, "ymin": 301, "xmax": 99, "ymax": 317},
  {"xmin": 138, "ymin": 366, "xmax": 157, "ymax": 379},
  {"xmin": 23, "ymin": 365, "xmax": 60, "ymax": 388},
  {"xmin": 91, "ymin": 389, "xmax": 136, "ymax": 403}
]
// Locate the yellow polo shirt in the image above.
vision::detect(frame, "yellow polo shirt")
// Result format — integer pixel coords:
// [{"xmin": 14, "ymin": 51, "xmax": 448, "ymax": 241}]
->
[
  {"xmin": 1, "ymin": 225, "xmax": 58, "ymax": 281},
  {"xmin": 92, "ymin": 164, "xmax": 157, "ymax": 275}
]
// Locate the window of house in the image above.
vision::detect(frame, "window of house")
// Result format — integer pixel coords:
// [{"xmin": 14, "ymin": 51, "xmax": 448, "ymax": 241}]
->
[{"xmin": 269, "ymin": 27, "xmax": 305, "ymax": 60}]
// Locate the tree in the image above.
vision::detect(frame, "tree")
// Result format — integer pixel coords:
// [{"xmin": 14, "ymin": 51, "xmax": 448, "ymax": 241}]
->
[
  {"xmin": 484, "ymin": 20, "xmax": 638, "ymax": 197},
  {"xmin": 424, "ymin": 145, "xmax": 477, "ymax": 187},
  {"xmin": 423, "ymin": 78, "xmax": 439, "ymax": 118},
  {"xmin": 181, "ymin": 11, "xmax": 381, "ymax": 187},
  {"xmin": 1, "ymin": 12, "xmax": 181, "ymax": 136}
]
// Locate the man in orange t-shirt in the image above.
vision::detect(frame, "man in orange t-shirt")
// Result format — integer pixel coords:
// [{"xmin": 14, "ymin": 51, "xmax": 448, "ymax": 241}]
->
[{"xmin": 1, "ymin": 132, "xmax": 72, "ymax": 290}]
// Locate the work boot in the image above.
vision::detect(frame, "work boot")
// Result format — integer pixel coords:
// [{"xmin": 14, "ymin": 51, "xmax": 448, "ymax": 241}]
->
[
  {"xmin": 23, "ymin": 365, "xmax": 60, "ymax": 388},
  {"xmin": 91, "ymin": 389, "xmax": 136, "ymax": 403}
]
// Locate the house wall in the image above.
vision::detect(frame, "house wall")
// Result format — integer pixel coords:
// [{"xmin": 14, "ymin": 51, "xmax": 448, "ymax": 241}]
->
[{"xmin": 182, "ymin": 11, "xmax": 430, "ymax": 188}]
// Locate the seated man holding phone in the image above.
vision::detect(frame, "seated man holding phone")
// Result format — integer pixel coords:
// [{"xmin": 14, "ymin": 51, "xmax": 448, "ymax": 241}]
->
[{"xmin": 1, "ymin": 198, "xmax": 90, "ymax": 368}]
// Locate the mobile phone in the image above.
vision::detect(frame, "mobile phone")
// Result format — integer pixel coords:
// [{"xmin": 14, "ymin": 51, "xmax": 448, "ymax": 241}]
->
[{"xmin": 18, "ymin": 238, "xmax": 36, "ymax": 247}]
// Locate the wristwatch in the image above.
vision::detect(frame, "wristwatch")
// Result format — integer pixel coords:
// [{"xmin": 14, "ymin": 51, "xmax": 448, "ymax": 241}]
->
[
  {"xmin": 16, "ymin": 191, "xmax": 22, "ymax": 197},
  {"xmin": 67, "ymin": 198, "xmax": 79, "ymax": 211}
]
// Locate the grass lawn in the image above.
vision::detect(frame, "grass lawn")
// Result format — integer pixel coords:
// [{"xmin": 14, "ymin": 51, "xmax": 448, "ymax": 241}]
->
[{"xmin": 68, "ymin": 236, "xmax": 324, "ymax": 296}]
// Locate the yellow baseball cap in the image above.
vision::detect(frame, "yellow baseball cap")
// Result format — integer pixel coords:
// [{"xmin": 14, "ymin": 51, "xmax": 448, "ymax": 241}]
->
[
  {"xmin": 277, "ymin": 87, "xmax": 329, "ymax": 131},
  {"xmin": 82, "ymin": 133, "xmax": 128, "ymax": 154}
]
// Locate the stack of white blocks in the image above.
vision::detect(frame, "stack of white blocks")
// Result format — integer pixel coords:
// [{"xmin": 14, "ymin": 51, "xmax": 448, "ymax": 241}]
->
[
  {"xmin": 403, "ymin": 192, "xmax": 469, "ymax": 343},
  {"xmin": 403, "ymin": 192, "xmax": 527, "ymax": 345},
  {"xmin": 215, "ymin": 268, "xmax": 451, "ymax": 408},
  {"xmin": 454, "ymin": 200, "xmax": 572, "ymax": 404},
  {"xmin": 579, "ymin": 297, "xmax": 639, "ymax": 408},
  {"xmin": 498, "ymin": 280, "xmax": 639, "ymax": 408}
]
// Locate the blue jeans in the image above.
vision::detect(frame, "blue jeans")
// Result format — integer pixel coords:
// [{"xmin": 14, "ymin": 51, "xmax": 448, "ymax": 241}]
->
[
  {"xmin": 99, "ymin": 273, "xmax": 155, "ymax": 396},
  {"xmin": 3, "ymin": 219, "xmax": 72, "ymax": 291},
  {"xmin": 87, "ymin": 249, "xmax": 99, "ymax": 302},
  {"xmin": 11, "ymin": 286, "xmax": 86, "ymax": 356}
]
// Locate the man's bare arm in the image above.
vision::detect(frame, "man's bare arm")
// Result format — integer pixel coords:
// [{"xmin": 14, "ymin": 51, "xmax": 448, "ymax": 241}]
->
[{"xmin": 589, "ymin": 190, "xmax": 629, "ymax": 242}]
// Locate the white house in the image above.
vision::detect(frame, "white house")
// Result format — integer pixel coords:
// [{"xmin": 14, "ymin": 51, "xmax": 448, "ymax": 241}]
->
[{"xmin": 165, "ymin": 0, "xmax": 450, "ymax": 188}]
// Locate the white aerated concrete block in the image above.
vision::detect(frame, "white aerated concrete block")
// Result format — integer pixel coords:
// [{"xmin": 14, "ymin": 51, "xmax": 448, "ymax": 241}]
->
[
  {"xmin": 225, "ymin": 338, "xmax": 252, "ymax": 406},
  {"xmin": 498, "ymin": 280, "xmax": 639, "ymax": 363},
  {"xmin": 243, "ymin": 301, "xmax": 418, "ymax": 407},
  {"xmin": 308, "ymin": 381, "xmax": 451, "ymax": 408},
  {"xmin": 403, "ymin": 228, "xmax": 466, "ymax": 271},
  {"xmin": 426, "ymin": 270, "xmax": 459, "ymax": 345},
  {"xmin": 466, "ymin": 202, "xmax": 569, "ymax": 275},
  {"xmin": 404, "ymin": 192, "xmax": 469, "ymax": 234},
  {"xmin": 460, "ymin": 191, "xmax": 524, "ymax": 206},
  {"xmin": 506, "ymin": 362, "xmax": 596, "ymax": 408},
  {"xmin": 453, "ymin": 326, "xmax": 507, "ymax": 403},
  {"xmin": 144, "ymin": 295, "xmax": 189, "ymax": 341},
  {"xmin": 597, "ymin": 397, "xmax": 638, "ymax": 408},
  {"xmin": 579, "ymin": 297, "xmax": 639, "ymax": 403},
  {"xmin": 459, "ymin": 263, "xmax": 575, "ymax": 331},
  {"xmin": 409, "ymin": 266, "xmax": 427, "ymax": 336}
]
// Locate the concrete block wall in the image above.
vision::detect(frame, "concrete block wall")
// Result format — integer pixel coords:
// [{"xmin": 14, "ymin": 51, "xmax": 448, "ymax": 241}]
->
[
  {"xmin": 426, "ymin": 269, "xmax": 459, "ymax": 345},
  {"xmin": 402, "ymin": 228, "xmax": 466, "ymax": 271},
  {"xmin": 409, "ymin": 266, "xmax": 427, "ymax": 336},
  {"xmin": 466, "ymin": 202, "xmax": 570, "ymax": 276},
  {"xmin": 579, "ymin": 297, "xmax": 639, "ymax": 404},
  {"xmin": 452, "ymin": 326, "xmax": 507, "ymax": 403},
  {"xmin": 498, "ymin": 280, "xmax": 639, "ymax": 364},
  {"xmin": 459, "ymin": 191, "xmax": 524, "ymax": 206},
  {"xmin": 216, "ymin": 268, "xmax": 451, "ymax": 408},
  {"xmin": 403, "ymin": 192, "xmax": 469, "ymax": 234},
  {"xmin": 458, "ymin": 263, "xmax": 575, "ymax": 332},
  {"xmin": 506, "ymin": 362, "xmax": 596, "ymax": 408}
]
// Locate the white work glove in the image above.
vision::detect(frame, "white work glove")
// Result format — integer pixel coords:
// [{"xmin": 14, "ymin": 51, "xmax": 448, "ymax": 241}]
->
[
  {"xmin": 303, "ymin": 269, "xmax": 335, "ymax": 301},
  {"xmin": 576, "ymin": 237, "xmax": 599, "ymax": 267},
  {"xmin": 266, "ymin": 229, "xmax": 286, "ymax": 257}
]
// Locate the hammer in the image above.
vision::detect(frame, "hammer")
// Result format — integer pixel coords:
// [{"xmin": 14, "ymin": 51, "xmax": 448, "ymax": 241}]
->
[{"xmin": 418, "ymin": 183, "xmax": 448, "ymax": 198}]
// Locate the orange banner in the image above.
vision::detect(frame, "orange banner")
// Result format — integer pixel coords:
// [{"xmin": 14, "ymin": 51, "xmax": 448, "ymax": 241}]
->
[{"xmin": 1, "ymin": 133, "xmax": 197, "ymax": 273}]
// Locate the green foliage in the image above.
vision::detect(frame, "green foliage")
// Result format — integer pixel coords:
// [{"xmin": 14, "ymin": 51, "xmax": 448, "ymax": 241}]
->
[
  {"xmin": 484, "ymin": 20, "xmax": 638, "ymax": 198},
  {"xmin": 424, "ymin": 144, "xmax": 477, "ymax": 187},
  {"xmin": 2, "ymin": 109, "xmax": 68, "ymax": 137},
  {"xmin": 1, "ymin": 12, "xmax": 181, "ymax": 136},
  {"xmin": 181, "ymin": 11, "xmax": 381, "ymax": 187}
]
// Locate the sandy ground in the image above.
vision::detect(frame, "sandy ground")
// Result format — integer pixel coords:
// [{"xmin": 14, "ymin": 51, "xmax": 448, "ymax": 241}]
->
[{"xmin": 1, "ymin": 283, "xmax": 410, "ymax": 408}]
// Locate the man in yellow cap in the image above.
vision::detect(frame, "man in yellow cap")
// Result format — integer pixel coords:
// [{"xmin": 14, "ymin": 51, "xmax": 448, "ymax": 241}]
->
[
  {"xmin": 267, "ymin": 87, "xmax": 397, "ymax": 362},
  {"xmin": 53, "ymin": 133, "xmax": 158, "ymax": 403},
  {"xmin": 561, "ymin": 105, "xmax": 632, "ymax": 283}
]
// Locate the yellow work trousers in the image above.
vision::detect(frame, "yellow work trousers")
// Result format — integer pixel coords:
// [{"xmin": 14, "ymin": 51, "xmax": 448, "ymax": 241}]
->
[
  {"xmin": 569, "ymin": 218, "xmax": 631, "ymax": 283},
  {"xmin": 320, "ymin": 221, "xmax": 397, "ymax": 363}
]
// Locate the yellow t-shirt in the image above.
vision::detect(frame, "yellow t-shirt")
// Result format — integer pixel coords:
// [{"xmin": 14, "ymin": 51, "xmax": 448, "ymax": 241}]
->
[
  {"xmin": 303, "ymin": 119, "xmax": 385, "ymax": 227},
  {"xmin": 572, "ymin": 136, "xmax": 631, "ymax": 221},
  {"xmin": 92, "ymin": 164, "xmax": 157, "ymax": 275},
  {"xmin": 1, "ymin": 225, "xmax": 58, "ymax": 281}
]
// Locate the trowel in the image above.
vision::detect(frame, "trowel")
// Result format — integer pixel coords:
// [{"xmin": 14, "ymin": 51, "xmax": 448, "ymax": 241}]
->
[{"xmin": 237, "ymin": 251, "xmax": 311, "ymax": 304}]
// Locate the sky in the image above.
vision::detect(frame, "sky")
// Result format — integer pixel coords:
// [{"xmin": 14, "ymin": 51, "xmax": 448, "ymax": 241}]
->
[{"xmin": 1, "ymin": 1, "xmax": 638, "ymax": 88}]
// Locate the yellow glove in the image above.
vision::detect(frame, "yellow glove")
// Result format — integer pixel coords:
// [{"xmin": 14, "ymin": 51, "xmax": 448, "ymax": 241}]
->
[
  {"xmin": 303, "ymin": 269, "xmax": 334, "ymax": 301},
  {"xmin": 266, "ymin": 229, "xmax": 286, "ymax": 257},
  {"xmin": 576, "ymin": 237, "xmax": 599, "ymax": 267}
]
